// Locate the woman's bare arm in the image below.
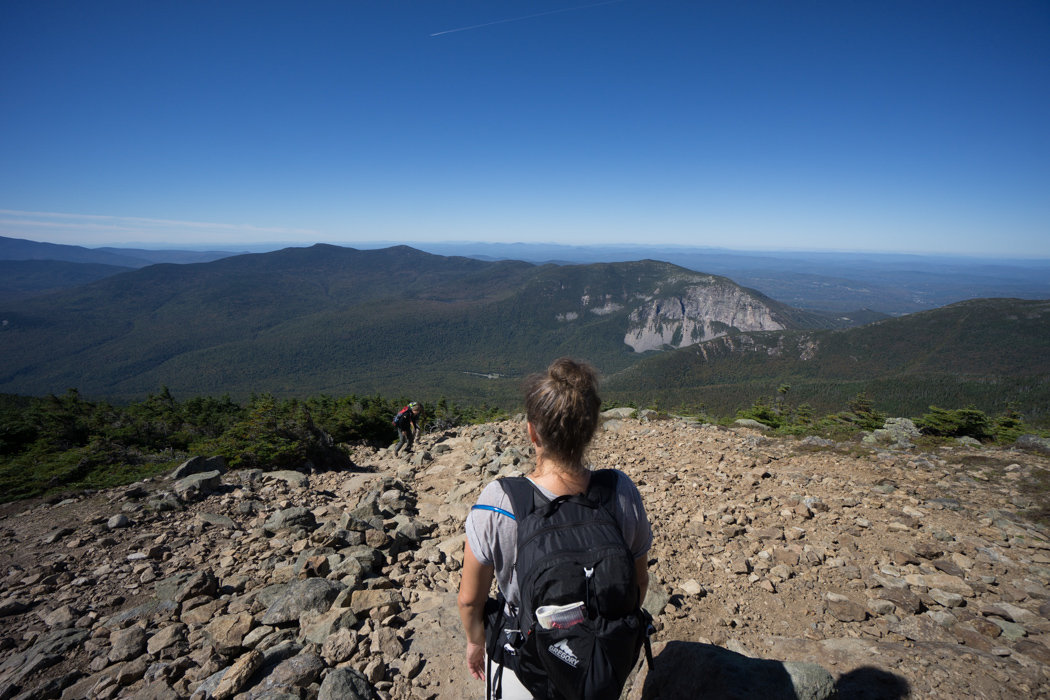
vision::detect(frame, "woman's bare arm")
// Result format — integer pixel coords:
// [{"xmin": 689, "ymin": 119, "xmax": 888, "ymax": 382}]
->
[{"xmin": 457, "ymin": 541, "xmax": 495, "ymax": 680}]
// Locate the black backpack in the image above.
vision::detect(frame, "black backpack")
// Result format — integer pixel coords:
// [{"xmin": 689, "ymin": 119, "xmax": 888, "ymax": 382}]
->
[{"xmin": 485, "ymin": 469, "xmax": 652, "ymax": 700}]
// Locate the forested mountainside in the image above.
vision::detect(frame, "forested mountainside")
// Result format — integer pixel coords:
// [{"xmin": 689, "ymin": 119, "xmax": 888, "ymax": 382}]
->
[
  {"xmin": 605, "ymin": 298, "xmax": 1050, "ymax": 419},
  {"xmin": 0, "ymin": 245, "xmax": 855, "ymax": 402},
  {"xmin": 0, "ymin": 260, "xmax": 133, "ymax": 303}
]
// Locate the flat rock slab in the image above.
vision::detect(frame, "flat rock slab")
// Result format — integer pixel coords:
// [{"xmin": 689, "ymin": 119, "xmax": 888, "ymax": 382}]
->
[
  {"xmin": 170, "ymin": 456, "xmax": 227, "ymax": 480},
  {"xmin": 196, "ymin": 512, "xmax": 238, "ymax": 529},
  {"xmin": 888, "ymin": 615, "xmax": 958, "ymax": 643},
  {"xmin": 922, "ymin": 572, "xmax": 975, "ymax": 598}
]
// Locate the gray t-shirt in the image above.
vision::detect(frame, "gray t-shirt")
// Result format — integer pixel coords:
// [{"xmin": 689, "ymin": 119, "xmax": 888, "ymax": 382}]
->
[{"xmin": 465, "ymin": 469, "xmax": 652, "ymax": 609}]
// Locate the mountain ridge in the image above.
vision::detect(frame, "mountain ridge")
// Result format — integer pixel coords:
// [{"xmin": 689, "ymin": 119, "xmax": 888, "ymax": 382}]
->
[{"xmin": 0, "ymin": 245, "xmax": 853, "ymax": 401}]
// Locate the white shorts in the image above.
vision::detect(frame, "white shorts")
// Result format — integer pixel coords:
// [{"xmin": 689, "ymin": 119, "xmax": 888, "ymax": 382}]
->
[{"xmin": 485, "ymin": 655, "xmax": 534, "ymax": 700}]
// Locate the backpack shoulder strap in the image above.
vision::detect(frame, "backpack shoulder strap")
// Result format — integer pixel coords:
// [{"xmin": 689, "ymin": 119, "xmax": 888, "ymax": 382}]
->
[
  {"xmin": 586, "ymin": 468, "xmax": 620, "ymax": 510},
  {"xmin": 497, "ymin": 476, "xmax": 549, "ymax": 523}
]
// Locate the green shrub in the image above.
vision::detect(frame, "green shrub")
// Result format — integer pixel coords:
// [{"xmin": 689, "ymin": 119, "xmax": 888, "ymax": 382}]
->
[
  {"xmin": 915, "ymin": 405, "xmax": 992, "ymax": 441},
  {"xmin": 736, "ymin": 397, "xmax": 783, "ymax": 429},
  {"xmin": 845, "ymin": 393, "xmax": 886, "ymax": 431},
  {"xmin": 991, "ymin": 407, "xmax": 1026, "ymax": 444},
  {"xmin": 199, "ymin": 395, "xmax": 349, "ymax": 471}
]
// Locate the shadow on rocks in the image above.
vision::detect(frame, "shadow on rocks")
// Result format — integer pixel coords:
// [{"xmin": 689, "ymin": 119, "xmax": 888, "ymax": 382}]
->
[
  {"xmin": 629, "ymin": 641, "xmax": 840, "ymax": 700},
  {"xmin": 833, "ymin": 666, "xmax": 911, "ymax": 700}
]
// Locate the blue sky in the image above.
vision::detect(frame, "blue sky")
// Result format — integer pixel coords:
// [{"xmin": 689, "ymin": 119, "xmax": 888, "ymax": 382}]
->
[{"xmin": 1, "ymin": 0, "xmax": 1047, "ymax": 255}]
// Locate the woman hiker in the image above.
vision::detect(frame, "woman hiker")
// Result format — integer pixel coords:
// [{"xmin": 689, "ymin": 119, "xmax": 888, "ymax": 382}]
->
[{"xmin": 457, "ymin": 358, "xmax": 652, "ymax": 699}]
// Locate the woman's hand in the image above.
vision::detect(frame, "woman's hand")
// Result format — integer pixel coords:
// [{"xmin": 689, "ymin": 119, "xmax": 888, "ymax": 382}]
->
[
  {"xmin": 466, "ymin": 640, "xmax": 486, "ymax": 680},
  {"xmin": 458, "ymin": 542, "xmax": 495, "ymax": 682}
]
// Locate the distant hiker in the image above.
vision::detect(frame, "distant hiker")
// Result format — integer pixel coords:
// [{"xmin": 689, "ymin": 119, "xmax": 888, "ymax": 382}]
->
[
  {"xmin": 392, "ymin": 401, "xmax": 423, "ymax": 457},
  {"xmin": 458, "ymin": 358, "xmax": 653, "ymax": 700}
]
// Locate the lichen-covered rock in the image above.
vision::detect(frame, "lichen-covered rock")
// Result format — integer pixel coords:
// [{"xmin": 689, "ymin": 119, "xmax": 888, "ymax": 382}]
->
[
  {"xmin": 1016, "ymin": 434, "xmax": 1050, "ymax": 454},
  {"xmin": 263, "ymin": 507, "xmax": 316, "ymax": 534},
  {"xmin": 261, "ymin": 578, "xmax": 345, "ymax": 626},
  {"xmin": 246, "ymin": 653, "xmax": 325, "ymax": 698},
  {"xmin": 317, "ymin": 667, "xmax": 375, "ymax": 700}
]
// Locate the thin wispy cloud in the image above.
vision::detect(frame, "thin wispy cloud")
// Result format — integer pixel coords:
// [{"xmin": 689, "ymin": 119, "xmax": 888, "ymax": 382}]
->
[{"xmin": 0, "ymin": 209, "xmax": 320, "ymax": 245}]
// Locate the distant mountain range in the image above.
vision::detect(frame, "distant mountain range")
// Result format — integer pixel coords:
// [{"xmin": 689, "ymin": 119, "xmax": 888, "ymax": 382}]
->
[
  {"xmin": 0, "ymin": 244, "xmax": 873, "ymax": 403},
  {"xmin": 0, "ymin": 235, "xmax": 245, "ymax": 302},
  {"xmin": 401, "ymin": 242, "xmax": 1050, "ymax": 315},
  {"xmin": 0, "ymin": 235, "xmax": 242, "ymax": 268},
  {"xmin": 1, "ymin": 238, "xmax": 1047, "ymax": 418},
  {"xmin": 4, "ymin": 235, "xmax": 1050, "ymax": 315}
]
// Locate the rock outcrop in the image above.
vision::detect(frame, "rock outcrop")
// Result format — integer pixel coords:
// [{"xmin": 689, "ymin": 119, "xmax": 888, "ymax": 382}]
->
[{"xmin": 625, "ymin": 282, "xmax": 787, "ymax": 352}]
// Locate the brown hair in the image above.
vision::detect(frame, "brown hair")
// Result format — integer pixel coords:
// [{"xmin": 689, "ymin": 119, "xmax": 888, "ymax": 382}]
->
[{"xmin": 523, "ymin": 357, "xmax": 601, "ymax": 472}]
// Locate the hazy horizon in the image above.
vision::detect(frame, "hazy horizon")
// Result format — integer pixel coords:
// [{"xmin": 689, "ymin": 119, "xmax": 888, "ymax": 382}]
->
[{"xmin": 7, "ymin": 233, "xmax": 1050, "ymax": 266}]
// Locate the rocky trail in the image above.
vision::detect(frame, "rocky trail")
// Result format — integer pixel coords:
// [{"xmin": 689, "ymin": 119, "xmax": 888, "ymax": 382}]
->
[{"xmin": 2, "ymin": 412, "xmax": 1050, "ymax": 700}]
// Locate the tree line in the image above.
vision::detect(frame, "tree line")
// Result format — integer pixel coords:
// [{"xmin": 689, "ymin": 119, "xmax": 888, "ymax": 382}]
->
[
  {"xmin": 1, "ymin": 384, "xmax": 1045, "ymax": 505},
  {"xmin": 0, "ymin": 388, "xmax": 504, "ymax": 503}
]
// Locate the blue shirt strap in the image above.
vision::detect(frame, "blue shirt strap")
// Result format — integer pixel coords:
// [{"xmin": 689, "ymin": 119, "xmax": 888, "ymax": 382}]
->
[{"xmin": 471, "ymin": 504, "xmax": 515, "ymax": 520}]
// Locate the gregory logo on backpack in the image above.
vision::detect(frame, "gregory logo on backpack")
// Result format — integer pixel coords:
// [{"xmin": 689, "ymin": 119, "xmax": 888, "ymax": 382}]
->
[{"xmin": 547, "ymin": 640, "xmax": 579, "ymax": 668}]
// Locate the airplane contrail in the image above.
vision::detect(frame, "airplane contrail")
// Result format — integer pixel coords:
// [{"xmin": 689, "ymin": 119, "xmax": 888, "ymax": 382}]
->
[{"xmin": 430, "ymin": 0, "xmax": 627, "ymax": 37}]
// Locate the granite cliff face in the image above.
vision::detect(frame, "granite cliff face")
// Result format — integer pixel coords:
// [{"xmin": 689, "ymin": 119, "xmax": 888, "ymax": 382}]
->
[{"xmin": 624, "ymin": 281, "xmax": 787, "ymax": 352}]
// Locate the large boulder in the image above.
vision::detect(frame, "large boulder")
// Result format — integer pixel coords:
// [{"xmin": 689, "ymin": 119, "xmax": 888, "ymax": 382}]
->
[
  {"xmin": 1017, "ymin": 434, "xmax": 1050, "ymax": 454},
  {"xmin": 601, "ymin": 407, "xmax": 637, "ymax": 419},
  {"xmin": 173, "ymin": 471, "xmax": 223, "ymax": 502},
  {"xmin": 212, "ymin": 649, "xmax": 264, "ymax": 700},
  {"xmin": 882, "ymin": 417, "xmax": 921, "ymax": 445},
  {"xmin": 174, "ymin": 570, "xmax": 219, "ymax": 603},
  {"xmin": 263, "ymin": 507, "xmax": 317, "ymax": 534},
  {"xmin": 203, "ymin": 613, "xmax": 255, "ymax": 655},
  {"xmin": 318, "ymin": 668, "xmax": 375, "ymax": 700},
  {"xmin": 169, "ymin": 456, "xmax": 227, "ymax": 480},
  {"xmin": 298, "ymin": 608, "xmax": 358, "ymax": 645},
  {"xmin": 349, "ymin": 589, "xmax": 402, "ymax": 616},
  {"xmin": 244, "ymin": 653, "xmax": 325, "ymax": 699},
  {"xmin": 108, "ymin": 626, "xmax": 147, "ymax": 662},
  {"xmin": 261, "ymin": 578, "xmax": 346, "ymax": 626}
]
